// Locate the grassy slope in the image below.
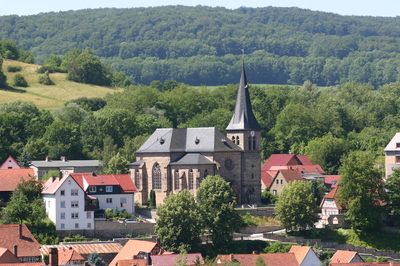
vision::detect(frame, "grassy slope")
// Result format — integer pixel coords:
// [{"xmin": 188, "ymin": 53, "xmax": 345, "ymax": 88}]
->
[{"xmin": 1, "ymin": 59, "xmax": 123, "ymax": 110}]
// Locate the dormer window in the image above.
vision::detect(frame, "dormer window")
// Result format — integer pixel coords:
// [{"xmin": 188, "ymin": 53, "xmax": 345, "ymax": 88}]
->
[
  {"xmin": 397, "ymin": 143, "xmax": 400, "ymax": 148},
  {"xmin": 106, "ymin": 186, "xmax": 113, "ymax": 192},
  {"xmin": 89, "ymin": 186, "xmax": 96, "ymax": 192}
]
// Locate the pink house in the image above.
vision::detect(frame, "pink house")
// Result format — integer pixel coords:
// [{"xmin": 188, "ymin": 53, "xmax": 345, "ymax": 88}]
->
[{"xmin": 0, "ymin": 155, "xmax": 21, "ymax": 169}]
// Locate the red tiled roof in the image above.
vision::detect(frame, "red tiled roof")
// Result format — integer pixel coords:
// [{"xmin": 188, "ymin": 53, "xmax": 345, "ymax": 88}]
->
[
  {"xmin": 0, "ymin": 263, "xmax": 44, "ymax": 266},
  {"xmin": 69, "ymin": 173, "xmax": 137, "ymax": 193},
  {"xmin": 40, "ymin": 243, "xmax": 123, "ymax": 256},
  {"xmin": 330, "ymin": 250, "xmax": 360, "ymax": 264},
  {"xmin": 262, "ymin": 154, "xmax": 299, "ymax": 171},
  {"xmin": 0, "ymin": 169, "xmax": 35, "ymax": 191},
  {"xmin": 331, "ymin": 263, "xmax": 400, "ymax": 266},
  {"xmin": 0, "ymin": 224, "xmax": 41, "ymax": 258},
  {"xmin": 58, "ymin": 247, "xmax": 85, "ymax": 265},
  {"xmin": 261, "ymin": 170, "xmax": 277, "ymax": 188},
  {"xmin": 322, "ymin": 187, "xmax": 342, "ymax": 210},
  {"xmin": 279, "ymin": 169, "xmax": 304, "ymax": 183},
  {"xmin": 0, "ymin": 248, "xmax": 21, "ymax": 263},
  {"xmin": 116, "ymin": 259, "xmax": 148, "ymax": 266},
  {"xmin": 289, "ymin": 246, "xmax": 311, "ymax": 264},
  {"xmin": 109, "ymin": 240, "xmax": 167, "ymax": 266},
  {"xmin": 217, "ymin": 253, "xmax": 299, "ymax": 266},
  {"xmin": 42, "ymin": 176, "xmax": 73, "ymax": 195},
  {"xmin": 296, "ymin": 155, "xmax": 313, "ymax": 165},
  {"xmin": 325, "ymin": 175, "xmax": 340, "ymax": 188},
  {"xmin": 151, "ymin": 253, "xmax": 204, "ymax": 266}
]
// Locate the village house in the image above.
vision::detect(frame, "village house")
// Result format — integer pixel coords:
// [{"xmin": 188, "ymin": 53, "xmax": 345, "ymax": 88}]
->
[
  {"xmin": 0, "ymin": 168, "xmax": 35, "ymax": 203},
  {"xmin": 319, "ymin": 187, "xmax": 344, "ymax": 225},
  {"xmin": 42, "ymin": 172, "xmax": 137, "ymax": 232},
  {"xmin": 0, "ymin": 224, "xmax": 42, "ymax": 263},
  {"xmin": 129, "ymin": 63, "xmax": 262, "ymax": 205},
  {"xmin": 330, "ymin": 250, "xmax": 364, "ymax": 264},
  {"xmin": 0, "ymin": 155, "xmax": 21, "ymax": 169},
  {"xmin": 31, "ymin": 157, "xmax": 101, "ymax": 179},
  {"xmin": 384, "ymin": 132, "xmax": 400, "ymax": 178},
  {"xmin": 109, "ymin": 239, "xmax": 170, "ymax": 266},
  {"xmin": 42, "ymin": 174, "xmax": 94, "ymax": 231}
]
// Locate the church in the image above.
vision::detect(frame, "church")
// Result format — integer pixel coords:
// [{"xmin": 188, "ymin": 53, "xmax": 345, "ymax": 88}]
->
[{"xmin": 129, "ymin": 63, "xmax": 262, "ymax": 205}]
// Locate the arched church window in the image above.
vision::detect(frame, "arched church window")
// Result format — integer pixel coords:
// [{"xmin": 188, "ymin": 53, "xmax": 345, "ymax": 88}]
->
[
  {"xmin": 135, "ymin": 169, "xmax": 141, "ymax": 189},
  {"xmin": 174, "ymin": 169, "xmax": 180, "ymax": 190},
  {"xmin": 248, "ymin": 136, "xmax": 252, "ymax": 150},
  {"xmin": 189, "ymin": 169, "xmax": 194, "ymax": 190},
  {"xmin": 232, "ymin": 136, "xmax": 236, "ymax": 144},
  {"xmin": 204, "ymin": 169, "xmax": 208, "ymax": 178},
  {"xmin": 152, "ymin": 163, "xmax": 161, "ymax": 190},
  {"xmin": 237, "ymin": 136, "xmax": 240, "ymax": 145}
]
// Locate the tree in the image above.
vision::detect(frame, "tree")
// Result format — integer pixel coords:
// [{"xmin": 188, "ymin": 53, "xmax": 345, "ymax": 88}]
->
[
  {"xmin": 275, "ymin": 180, "xmax": 319, "ymax": 232},
  {"xmin": 149, "ymin": 190, "xmax": 156, "ymax": 208},
  {"xmin": 155, "ymin": 190, "xmax": 202, "ymax": 253},
  {"xmin": 197, "ymin": 175, "xmax": 242, "ymax": 251},
  {"xmin": 385, "ymin": 168, "xmax": 400, "ymax": 215},
  {"xmin": 337, "ymin": 151, "xmax": 385, "ymax": 231},
  {"xmin": 0, "ymin": 58, "xmax": 7, "ymax": 87},
  {"xmin": 17, "ymin": 149, "xmax": 31, "ymax": 168},
  {"xmin": 87, "ymin": 252, "xmax": 106, "ymax": 266},
  {"xmin": 38, "ymin": 71, "xmax": 55, "ymax": 85},
  {"xmin": 13, "ymin": 74, "xmax": 28, "ymax": 87}
]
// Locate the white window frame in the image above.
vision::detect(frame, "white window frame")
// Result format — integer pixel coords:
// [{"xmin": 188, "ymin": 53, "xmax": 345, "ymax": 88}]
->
[
  {"xmin": 71, "ymin": 213, "xmax": 79, "ymax": 219},
  {"xmin": 106, "ymin": 186, "xmax": 113, "ymax": 192},
  {"xmin": 89, "ymin": 186, "xmax": 96, "ymax": 192},
  {"xmin": 71, "ymin": 201, "xmax": 79, "ymax": 208}
]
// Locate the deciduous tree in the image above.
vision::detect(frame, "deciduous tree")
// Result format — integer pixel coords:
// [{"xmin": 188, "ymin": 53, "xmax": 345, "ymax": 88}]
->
[
  {"xmin": 275, "ymin": 180, "xmax": 319, "ymax": 232},
  {"xmin": 197, "ymin": 175, "xmax": 242, "ymax": 251},
  {"xmin": 337, "ymin": 151, "xmax": 385, "ymax": 231},
  {"xmin": 155, "ymin": 190, "xmax": 202, "ymax": 253}
]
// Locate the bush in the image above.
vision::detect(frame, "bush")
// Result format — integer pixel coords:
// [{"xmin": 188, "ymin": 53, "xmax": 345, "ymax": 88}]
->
[
  {"xmin": 13, "ymin": 74, "xmax": 28, "ymax": 87},
  {"xmin": 38, "ymin": 71, "xmax": 55, "ymax": 85},
  {"xmin": 36, "ymin": 65, "xmax": 66, "ymax": 74},
  {"xmin": 261, "ymin": 189, "xmax": 278, "ymax": 204},
  {"xmin": 7, "ymin": 65, "xmax": 22, "ymax": 72}
]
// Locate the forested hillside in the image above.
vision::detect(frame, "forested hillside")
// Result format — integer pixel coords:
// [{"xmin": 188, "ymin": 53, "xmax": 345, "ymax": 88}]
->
[{"xmin": 1, "ymin": 6, "xmax": 400, "ymax": 86}]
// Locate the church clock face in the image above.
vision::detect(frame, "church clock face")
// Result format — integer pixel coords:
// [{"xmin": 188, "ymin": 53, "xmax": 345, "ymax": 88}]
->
[{"xmin": 224, "ymin": 158, "xmax": 235, "ymax": 171}]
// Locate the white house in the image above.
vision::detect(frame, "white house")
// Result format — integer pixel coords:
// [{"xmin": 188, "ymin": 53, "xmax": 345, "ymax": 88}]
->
[
  {"xmin": 320, "ymin": 187, "xmax": 343, "ymax": 224},
  {"xmin": 42, "ymin": 175, "xmax": 95, "ymax": 231},
  {"xmin": 69, "ymin": 173, "xmax": 137, "ymax": 214},
  {"xmin": 289, "ymin": 246, "xmax": 321, "ymax": 266}
]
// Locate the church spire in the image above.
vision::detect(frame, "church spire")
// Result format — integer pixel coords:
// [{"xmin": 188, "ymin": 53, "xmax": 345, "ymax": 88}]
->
[{"xmin": 226, "ymin": 61, "xmax": 261, "ymax": 131}]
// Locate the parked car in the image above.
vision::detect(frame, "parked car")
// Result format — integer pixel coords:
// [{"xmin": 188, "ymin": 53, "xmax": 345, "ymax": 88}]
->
[{"xmin": 125, "ymin": 219, "xmax": 138, "ymax": 223}]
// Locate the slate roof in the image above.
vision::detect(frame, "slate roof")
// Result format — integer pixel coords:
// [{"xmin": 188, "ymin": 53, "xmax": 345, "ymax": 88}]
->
[
  {"xmin": 226, "ymin": 62, "xmax": 261, "ymax": 131},
  {"xmin": 217, "ymin": 253, "xmax": 299, "ymax": 266},
  {"xmin": 384, "ymin": 132, "xmax": 400, "ymax": 151},
  {"xmin": 136, "ymin": 127, "xmax": 242, "ymax": 154},
  {"xmin": 170, "ymin": 153, "xmax": 215, "ymax": 165},
  {"xmin": 0, "ymin": 224, "xmax": 41, "ymax": 258},
  {"xmin": 0, "ymin": 168, "xmax": 35, "ymax": 191},
  {"xmin": 30, "ymin": 160, "xmax": 101, "ymax": 168},
  {"xmin": 150, "ymin": 253, "xmax": 204, "ymax": 266}
]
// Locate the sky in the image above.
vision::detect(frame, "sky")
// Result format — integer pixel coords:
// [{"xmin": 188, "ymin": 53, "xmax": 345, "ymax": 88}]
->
[{"xmin": 0, "ymin": 0, "xmax": 400, "ymax": 17}]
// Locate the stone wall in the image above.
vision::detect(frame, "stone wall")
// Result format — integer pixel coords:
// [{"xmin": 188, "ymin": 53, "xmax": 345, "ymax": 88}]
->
[
  {"xmin": 135, "ymin": 207, "xmax": 158, "ymax": 219},
  {"xmin": 94, "ymin": 220, "xmax": 155, "ymax": 238},
  {"xmin": 236, "ymin": 207, "xmax": 275, "ymax": 217}
]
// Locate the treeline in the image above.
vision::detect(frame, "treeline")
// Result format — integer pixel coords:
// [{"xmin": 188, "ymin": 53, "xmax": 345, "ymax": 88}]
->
[
  {"xmin": 1, "ymin": 80, "xmax": 399, "ymax": 175},
  {"xmin": 1, "ymin": 6, "xmax": 400, "ymax": 86}
]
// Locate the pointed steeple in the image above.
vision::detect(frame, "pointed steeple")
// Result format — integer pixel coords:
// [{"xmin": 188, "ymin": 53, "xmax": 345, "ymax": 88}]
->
[{"xmin": 226, "ymin": 61, "xmax": 261, "ymax": 131}]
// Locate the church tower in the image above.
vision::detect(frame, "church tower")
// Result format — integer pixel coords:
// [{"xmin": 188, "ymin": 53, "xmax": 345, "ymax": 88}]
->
[{"xmin": 226, "ymin": 61, "xmax": 262, "ymax": 204}]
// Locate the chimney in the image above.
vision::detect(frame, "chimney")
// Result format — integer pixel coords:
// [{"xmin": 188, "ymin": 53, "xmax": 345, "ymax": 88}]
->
[
  {"xmin": 52, "ymin": 176, "xmax": 56, "ymax": 182},
  {"xmin": 45, "ymin": 157, "xmax": 50, "ymax": 162},
  {"xmin": 49, "ymin": 248, "xmax": 58, "ymax": 266},
  {"xmin": 61, "ymin": 156, "xmax": 67, "ymax": 162},
  {"xmin": 13, "ymin": 245, "xmax": 17, "ymax": 257},
  {"xmin": 146, "ymin": 252, "xmax": 152, "ymax": 266},
  {"xmin": 156, "ymin": 237, "xmax": 160, "ymax": 245},
  {"xmin": 252, "ymin": 251, "xmax": 259, "ymax": 255},
  {"xmin": 18, "ymin": 224, "xmax": 22, "ymax": 239},
  {"xmin": 229, "ymin": 254, "xmax": 234, "ymax": 261}
]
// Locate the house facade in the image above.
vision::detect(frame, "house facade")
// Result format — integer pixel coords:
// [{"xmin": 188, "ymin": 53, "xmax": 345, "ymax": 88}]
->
[
  {"xmin": 0, "ymin": 155, "xmax": 21, "ymax": 169},
  {"xmin": 31, "ymin": 157, "xmax": 101, "ymax": 179},
  {"xmin": 269, "ymin": 169, "xmax": 304, "ymax": 195},
  {"xmin": 42, "ymin": 175, "xmax": 95, "ymax": 231},
  {"xmin": 129, "ymin": 63, "xmax": 261, "ymax": 205},
  {"xmin": 319, "ymin": 187, "xmax": 343, "ymax": 224},
  {"xmin": 384, "ymin": 132, "xmax": 400, "ymax": 178}
]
